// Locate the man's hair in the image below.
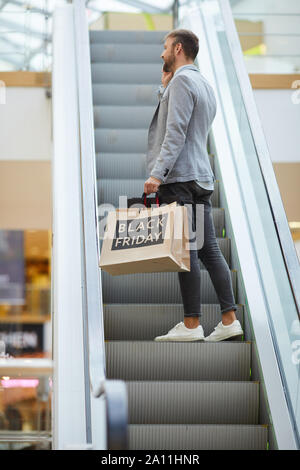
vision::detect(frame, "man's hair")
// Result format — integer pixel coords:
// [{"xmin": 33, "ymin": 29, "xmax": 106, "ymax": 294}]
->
[{"xmin": 164, "ymin": 29, "xmax": 199, "ymax": 61}]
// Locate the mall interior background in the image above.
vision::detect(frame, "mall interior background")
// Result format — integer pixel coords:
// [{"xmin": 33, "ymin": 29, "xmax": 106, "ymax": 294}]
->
[{"xmin": 0, "ymin": 0, "xmax": 299, "ymax": 445}]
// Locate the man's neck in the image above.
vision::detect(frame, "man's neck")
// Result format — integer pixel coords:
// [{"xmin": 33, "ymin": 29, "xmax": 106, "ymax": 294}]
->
[{"xmin": 172, "ymin": 61, "xmax": 194, "ymax": 74}]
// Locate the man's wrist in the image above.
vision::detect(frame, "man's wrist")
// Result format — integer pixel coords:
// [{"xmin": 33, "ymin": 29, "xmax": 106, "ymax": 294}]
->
[{"xmin": 150, "ymin": 173, "xmax": 163, "ymax": 184}]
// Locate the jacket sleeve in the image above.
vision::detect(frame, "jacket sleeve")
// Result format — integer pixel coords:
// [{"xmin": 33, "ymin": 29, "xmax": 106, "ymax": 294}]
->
[{"xmin": 150, "ymin": 74, "xmax": 195, "ymax": 183}]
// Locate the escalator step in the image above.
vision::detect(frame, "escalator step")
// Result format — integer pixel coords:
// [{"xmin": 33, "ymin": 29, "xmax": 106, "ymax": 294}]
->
[
  {"xmin": 89, "ymin": 30, "xmax": 167, "ymax": 45},
  {"xmin": 92, "ymin": 84, "xmax": 159, "ymax": 106},
  {"xmin": 101, "ymin": 269, "xmax": 236, "ymax": 304},
  {"xmin": 126, "ymin": 381, "xmax": 259, "ymax": 424},
  {"xmin": 97, "ymin": 178, "xmax": 219, "ymax": 208},
  {"xmin": 95, "ymin": 128, "xmax": 148, "ymax": 153},
  {"xmin": 90, "ymin": 43, "xmax": 163, "ymax": 64},
  {"xmin": 99, "ymin": 236, "xmax": 229, "ymax": 276},
  {"xmin": 95, "ymin": 153, "xmax": 214, "ymax": 179},
  {"xmin": 100, "ymin": 233, "xmax": 229, "ymax": 275},
  {"xmin": 105, "ymin": 341, "xmax": 251, "ymax": 381},
  {"xmin": 128, "ymin": 424, "xmax": 268, "ymax": 450},
  {"xmin": 91, "ymin": 62, "xmax": 163, "ymax": 85},
  {"xmin": 94, "ymin": 105, "xmax": 156, "ymax": 129},
  {"xmin": 96, "ymin": 153, "xmax": 147, "ymax": 179},
  {"xmin": 103, "ymin": 303, "xmax": 243, "ymax": 340}
]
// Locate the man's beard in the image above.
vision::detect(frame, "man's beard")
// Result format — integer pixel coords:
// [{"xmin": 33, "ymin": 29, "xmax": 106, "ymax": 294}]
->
[{"xmin": 164, "ymin": 51, "xmax": 175, "ymax": 72}]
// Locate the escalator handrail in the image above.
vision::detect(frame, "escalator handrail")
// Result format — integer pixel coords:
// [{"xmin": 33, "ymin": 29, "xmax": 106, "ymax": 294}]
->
[
  {"xmin": 94, "ymin": 380, "xmax": 128, "ymax": 450},
  {"xmin": 72, "ymin": 0, "xmax": 128, "ymax": 449}
]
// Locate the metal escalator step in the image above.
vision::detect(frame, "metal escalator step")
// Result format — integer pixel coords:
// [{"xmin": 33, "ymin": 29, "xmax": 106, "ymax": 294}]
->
[
  {"xmin": 103, "ymin": 303, "xmax": 243, "ymax": 340},
  {"xmin": 105, "ymin": 341, "xmax": 251, "ymax": 381},
  {"xmin": 95, "ymin": 234, "xmax": 229, "ymax": 272},
  {"xmin": 97, "ymin": 178, "xmax": 219, "ymax": 208},
  {"xmin": 126, "ymin": 381, "xmax": 259, "ymax": 424},
  {"xmin": 99, "ymin": 236, "xmax": 230, "ymax": 281},
  {"xmin": 95, "ymin": 152, "xmax": 214, "ymax": 179},
  {"xmin": 90, "ymin": 43, "xmax": 163, "ymax": 64},
  {"xmin": 96, "ymin": 153, "xmax": 147, "ymax": 179},
  {"xmin": 95, "ymin": 128, "xmax": 148, "ymax": 153},
  {"xmin": 128, "ymin": 424, "xmax": 268, "ymax": 450},
  {"xmin": 92, "ymin": 84, "xmax": 159, "ymax": 106},
  {"xmin": 101, "ymin": 269, "xmax": 236, "ymax": 304},
  {"xmin": 89, "ymin": 30, "xmax": 167, "ymax": 45},
  {"xmin": 94, "ymin": 105, "xmax": 156, "ymax": 129},
  {"xmin": 91, "ymin": 63, "xmax": 162, "ymax": 85}
]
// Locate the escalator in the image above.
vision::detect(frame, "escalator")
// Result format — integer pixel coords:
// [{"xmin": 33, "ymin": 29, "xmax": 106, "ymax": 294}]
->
[
  {"xmin": 91, "ymin": 30, "xmax": 268, "ymax": 450},
  {"xmin": 52, "ymin": 0, "xmax": 300, "ymax": 450}
]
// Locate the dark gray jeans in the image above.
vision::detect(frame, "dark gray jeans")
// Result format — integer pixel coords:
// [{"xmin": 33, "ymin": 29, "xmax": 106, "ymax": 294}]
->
[{"xmin": 157, "ymin": 180, "xmax": 237, "ymax": 318}]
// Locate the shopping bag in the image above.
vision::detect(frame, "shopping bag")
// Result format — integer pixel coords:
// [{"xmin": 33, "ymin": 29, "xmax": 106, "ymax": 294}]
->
[
  {"xmin": 171, "ymin": 203, "xmax": 191, "ymax": 272},
  {"xmin": 99, "ymin": 196, "xmax": 190, "ymax": 276}
]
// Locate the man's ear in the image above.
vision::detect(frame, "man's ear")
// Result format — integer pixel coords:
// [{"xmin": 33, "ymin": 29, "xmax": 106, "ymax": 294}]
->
[{"xmin": 175, "ymin": 42, "xmax": 182, "ymax": 54}]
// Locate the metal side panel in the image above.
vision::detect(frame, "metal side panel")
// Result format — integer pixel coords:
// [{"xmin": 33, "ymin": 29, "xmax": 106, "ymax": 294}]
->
[
  {"xmin": 105, "ymin": 341, "xmax": 251, "ymax": 381},
  {"xmin": 128, "ymin": 424, "xmax": 268, "ymax": 450},
  {"xmin": 97, "ymin": 178, "xmax": 219, "ymax": 208},
  {"xmin": 89, "ymin": 30, "xmax": 167, "ymax": 45},
  {"xmin": 92, "ymin": 84, "xmax": 159, "ymax": 106},
  {"xmin": 90, "ymin": 43, "xmax": 163, "ymax": 63},
  {"xmin": 103, "ymin": 303, "xmax": 243, "ymax": 340},
  {"xmin": 126, "ymin": 381, "xmax": 259, "ymax": 424},
  {"xmin": 101, "ymin": 269, "xmax": 236, "ymax": 304},
  {"xmin": 91, "ymin": 63, "xmax": 163, "ymax": 85}
]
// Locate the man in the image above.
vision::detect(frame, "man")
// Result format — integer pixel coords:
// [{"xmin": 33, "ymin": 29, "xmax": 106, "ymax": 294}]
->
[{"xmin": 144, "ymin": 29, "xmax": 243, "ymax": 342}]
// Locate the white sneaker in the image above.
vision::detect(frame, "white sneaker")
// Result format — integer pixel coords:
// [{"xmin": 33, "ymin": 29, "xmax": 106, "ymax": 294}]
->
[
  {"xmin": 204, "ymin": 320, "xmax": 243, "ymax": 342},
  {"xmin": 154, "ymin": 322, "xmax": 205, "ymax": 342}
]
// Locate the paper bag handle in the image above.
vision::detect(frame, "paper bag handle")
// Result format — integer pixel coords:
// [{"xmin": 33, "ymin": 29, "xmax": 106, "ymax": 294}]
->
[{"xmin": 142, "ymin": 192, "xmax": 160, "ymax": 208}]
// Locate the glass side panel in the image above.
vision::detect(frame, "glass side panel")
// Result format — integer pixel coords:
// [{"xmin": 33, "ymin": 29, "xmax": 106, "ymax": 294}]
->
[
  {"xmin": 0, "ymin": 230, "xmax": 51, "ymax": 359},
  {"xmin": 0, "ymin": 9, "xmax": 52, "ymax": 72},
  {"xmin": 0, "ymin": 229, "xmax": 52, "ymax": 448},
  {"xmin": 229, "ymin": 0, "xmax": 300, "ymax": 73}
]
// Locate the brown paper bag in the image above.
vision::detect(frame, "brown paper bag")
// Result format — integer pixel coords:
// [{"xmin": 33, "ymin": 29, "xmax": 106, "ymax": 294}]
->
[
  {"xmin": 99, "ymin": 201, "xmax": 190, "ymax": 276},
  {"xmin": 172, "ymin": 204, "xmax": 191, "ymax": 272}
]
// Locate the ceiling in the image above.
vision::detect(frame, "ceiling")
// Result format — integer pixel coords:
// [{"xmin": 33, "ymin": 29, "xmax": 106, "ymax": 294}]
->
[{"xmin": 0, "ymin": 0, "xmax": 175, "ymax": 71}]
